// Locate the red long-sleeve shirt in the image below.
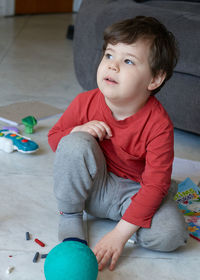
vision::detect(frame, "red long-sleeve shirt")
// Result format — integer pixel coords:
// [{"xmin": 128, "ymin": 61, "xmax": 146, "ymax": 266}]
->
[{"xmin": 48, "ymin": 88, "xmax": 174, "ymax": 228}]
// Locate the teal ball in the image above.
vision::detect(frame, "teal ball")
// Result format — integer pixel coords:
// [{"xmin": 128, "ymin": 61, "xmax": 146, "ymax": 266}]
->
[{"xmin": 44, "ymin": 241, "xmax": 98, "ymax": 280}]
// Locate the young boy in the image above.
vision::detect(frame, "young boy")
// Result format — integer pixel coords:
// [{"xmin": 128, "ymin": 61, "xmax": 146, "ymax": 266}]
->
[{"xmin": 48, "ymin": 16, "xmax": 188, "ymax": 271}]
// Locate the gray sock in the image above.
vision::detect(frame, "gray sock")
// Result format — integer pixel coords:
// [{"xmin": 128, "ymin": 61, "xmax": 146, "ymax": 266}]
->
[{"xmin": 58, "ymin": 212, "xmax": 86, "ymax": 242}]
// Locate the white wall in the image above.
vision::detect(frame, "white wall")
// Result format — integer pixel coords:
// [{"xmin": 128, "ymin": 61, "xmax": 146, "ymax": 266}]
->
[
  {"xmin": 73, "ymin": 0, "xmax": 83, "ymax": 12},
  {"xmin": 1, "ymin": 0, "xmax": 15, "ymax": 16},
  {"xmin": 0, "ymin": 0, "xmax": 4, "ymax": 15}
]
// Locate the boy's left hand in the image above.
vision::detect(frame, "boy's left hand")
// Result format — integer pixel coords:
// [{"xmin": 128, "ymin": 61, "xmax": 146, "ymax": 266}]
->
[
  {"xmin": 92, "ymin": 220, "xmax": 140, "ymax": 271},
  {"xmin": 92, "ymin": 228, "xmax": 126, "ymax": 271}
]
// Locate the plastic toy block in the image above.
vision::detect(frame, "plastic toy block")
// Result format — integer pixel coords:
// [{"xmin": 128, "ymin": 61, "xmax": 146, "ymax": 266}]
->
[{"xmin": 22, "ymin": 116, "xmax": 37, "ymax": 134}]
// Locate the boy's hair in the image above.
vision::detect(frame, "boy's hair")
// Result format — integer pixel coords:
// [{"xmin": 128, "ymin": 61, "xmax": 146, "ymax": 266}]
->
[{"xmin": 103, "ymin": 16, "xmax": 179, "ymax": 95}]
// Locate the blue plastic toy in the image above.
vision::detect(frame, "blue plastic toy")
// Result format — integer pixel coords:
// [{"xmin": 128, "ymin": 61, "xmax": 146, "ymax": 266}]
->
[
  {"xmin": 44, "ymin": 240, "xmax": 98, "ymax": 280},
  {"xmin": 0, "ymin": 129, "xmax": 39, "ymax": 153}
]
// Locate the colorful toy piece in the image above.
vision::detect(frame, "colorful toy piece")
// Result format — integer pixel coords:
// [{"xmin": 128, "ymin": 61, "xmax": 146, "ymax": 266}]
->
[
  {"xmin": 35, "ymin": 238, "xmax": 45, "ymax": 247},
  {"xmin": 174, "ymin": 178, "xmax": 200, "ymax": 242},
  {"xmin": 0, "ymin": 130, "xmax": 39, "ymax": 153},
  {"xmin": 44, "ymin": 240, "xmax": 98, "ymax": 280},
  {"xmin": 2, "ymin": 126, "xmax": 19, "ymax": 133},
  {"xmin": 22, "ymin": 115, "xmax": 37, "ymax": 134}
]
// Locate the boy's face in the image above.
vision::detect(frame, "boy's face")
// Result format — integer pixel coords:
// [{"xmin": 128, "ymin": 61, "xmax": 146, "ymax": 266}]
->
[{"xmin": 97, "ymin": 40, "xmax": 163, "ymax": 116}]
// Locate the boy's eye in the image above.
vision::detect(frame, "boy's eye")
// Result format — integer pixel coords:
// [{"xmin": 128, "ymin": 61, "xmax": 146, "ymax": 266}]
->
[
  {"xmin": 105, "ymin": 53, "xmax": 113, "ymax": 59},
  {"xmin": 124, "ymin": 59, "xmax": 133, "ymax": 65}
]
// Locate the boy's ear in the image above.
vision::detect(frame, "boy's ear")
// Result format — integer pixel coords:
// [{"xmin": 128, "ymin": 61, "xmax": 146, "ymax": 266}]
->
[{"xmin": 148, "ymin": 71, "xmax": 166, "ymax": 91}]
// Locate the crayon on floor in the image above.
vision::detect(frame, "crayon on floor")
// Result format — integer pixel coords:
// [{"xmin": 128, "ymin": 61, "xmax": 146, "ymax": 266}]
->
[
  {"xmin": 41, "ymin": 254, "xmax": 48, "ymax": 259},
  {"xmin": 33, "ymin": 252, "xmax": 39, "ymax": 263},
  {"xmin": 26, "ymin": 232, "xmax": 30, "ymax": 240},
  {"xmin": 34, "ymin": 238, "xmax": 45, "ymax": 247}
]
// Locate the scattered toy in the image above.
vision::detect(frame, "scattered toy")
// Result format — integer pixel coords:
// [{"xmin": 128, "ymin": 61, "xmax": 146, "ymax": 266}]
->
[
  {"xmin": 33, "ymin": 252, "xmax": 40, "ymax": 263},
  {"xmin": 6, "ymin": 266, "xmax": 14, "ymax": 274},
  {"xmin": 174, "ymin": 177, "xmax": 200, "ymax": 242},
  {"xmin": 26, "ymin": 232, "xmax": 30, "ymax": 240},
  {"xmin": 0, "ymin": 129, "xmax": 39, "ymax": 153},
  {"xmin": 35, "ymin": 238, "xmax": 45, "ymax": 247},
  {"xmin": 41, "ymin": 254, "xmax": 48, "ymax": 259},
  {"xmin": 22, "ymin": 115, "xmax": 37, "ymax": 134},
  {"xmin": 2, "ymin": 126, "xmax": 19, "ymax": 133},
  {"xmin": 128, "ymin": 239, "xmax": 136, "ymax": 244}
]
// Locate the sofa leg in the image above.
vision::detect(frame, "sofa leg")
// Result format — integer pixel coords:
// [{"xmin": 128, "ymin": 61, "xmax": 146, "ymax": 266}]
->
[{"xmin": 66, "ymin": 24, "xmax": 74, "ymax": 40}]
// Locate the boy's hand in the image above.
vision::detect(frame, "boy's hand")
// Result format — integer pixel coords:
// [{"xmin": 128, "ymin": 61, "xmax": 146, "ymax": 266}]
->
[
  {"xmin": 92, "ymin": 228, "xmax": 126, "ymax": 271},
  {"xmin": 92, "ymin": 220, "xmax": 140, "ymax": 271},
  {"xmin": 71, "ymin": 120, "xmax": 112, "ymax": 141}
]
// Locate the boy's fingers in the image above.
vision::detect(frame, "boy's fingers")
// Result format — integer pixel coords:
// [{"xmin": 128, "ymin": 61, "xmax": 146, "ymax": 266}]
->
[
  {"xmin": 99, "ymin": 121, "xmax": 112, "ymax": 137},
  {"xmin": 80, "ymin": 120, "xmax": 112, "ymax": 140},
  {"xmin": 94, "ymin": 248, "xmax": 104, "ymax": 264},
  {"xmin": 109, "ymin": 252, "xmax": 120, "ymax": 271},
  {"xmin": 72, "ymin": 121, "xmax": 112, "ymax": 139},
  {"xmin": 98, "ymin": 250, "xmax": 112, "ymax": 271},
  {"xmin": 90, "ymin": 125, "xmax": 105, "ymax": 141},
  {"xmin": 86, "ymin": 127, "xmax": 99, "ymax": 138},
  {"xmin": 89, "ymin": 121, "xmax": 112, "ymax": 141}
]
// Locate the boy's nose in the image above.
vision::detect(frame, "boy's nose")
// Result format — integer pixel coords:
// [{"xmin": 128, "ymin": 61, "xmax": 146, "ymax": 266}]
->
[{"xmin": 108, "ymin": 62, "xmax": 119, "ymax": 72}]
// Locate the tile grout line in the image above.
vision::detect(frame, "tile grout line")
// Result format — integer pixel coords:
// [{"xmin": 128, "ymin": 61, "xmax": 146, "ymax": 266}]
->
[{"xmin": 0, "ymin": 15, "xmax": 31, "ymax": 65}]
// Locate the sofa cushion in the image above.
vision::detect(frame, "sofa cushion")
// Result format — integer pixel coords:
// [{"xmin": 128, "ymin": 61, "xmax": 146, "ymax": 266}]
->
[
  {"xmin": 144, "ymin": 0, "xmax": 200, "ymax": 15},
  {"xmin": 143, "ymin": 1, "xmax": 200, "ymax": 78},
  {"xmin": 135, "ymin": 0, "xmax": 200, "ymax": 2}
]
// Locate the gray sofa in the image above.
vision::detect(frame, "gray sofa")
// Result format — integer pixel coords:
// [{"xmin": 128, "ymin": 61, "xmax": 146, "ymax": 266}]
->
[{"xmin": 73, "ymin": 0, "xmax": 200, "ymax": 134}]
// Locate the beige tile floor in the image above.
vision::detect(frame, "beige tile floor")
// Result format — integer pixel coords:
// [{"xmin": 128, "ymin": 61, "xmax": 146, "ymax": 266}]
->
[{"xmin": 0, "ymin": 13, "xmax": 200, "ymax": 280}]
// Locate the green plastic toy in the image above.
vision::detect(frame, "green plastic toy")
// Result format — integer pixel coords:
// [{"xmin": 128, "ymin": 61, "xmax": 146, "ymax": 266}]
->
[
  {"xmin": 21, "ymin": 116, "xmax": 37, "ymax": 134},
  {"xmin": 44, "ymin": 240, "xmax": 98, "ymax": 280}
]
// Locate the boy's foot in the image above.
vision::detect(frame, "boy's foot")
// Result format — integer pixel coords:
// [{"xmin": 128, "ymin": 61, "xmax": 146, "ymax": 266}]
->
[{"xmin": 58, "ymin": 211, "xmax": 86, "ymax": 242}]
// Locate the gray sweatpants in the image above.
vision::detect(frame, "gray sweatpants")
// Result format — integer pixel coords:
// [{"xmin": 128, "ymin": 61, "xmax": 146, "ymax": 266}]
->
[{"xmin": 54, "ymin": 132, "xmax": 188, "ymax": 251}]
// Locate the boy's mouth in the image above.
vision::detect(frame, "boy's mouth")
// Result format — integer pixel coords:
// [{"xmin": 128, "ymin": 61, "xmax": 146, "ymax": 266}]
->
[{"xmin": 104, "ymin": 76, "xmax": 118, "ymax": 84}]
